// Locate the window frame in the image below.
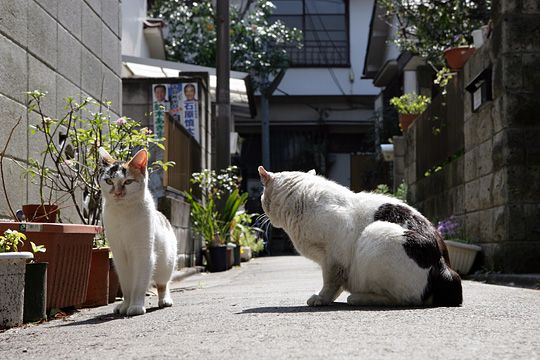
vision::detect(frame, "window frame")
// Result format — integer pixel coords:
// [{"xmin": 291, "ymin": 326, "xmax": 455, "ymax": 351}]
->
[{"xmin": 270, "ymin": 0, "xmax": 350, "ymax": 68}]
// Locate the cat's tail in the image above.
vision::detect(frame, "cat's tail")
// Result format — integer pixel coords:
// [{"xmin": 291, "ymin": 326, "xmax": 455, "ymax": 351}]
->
[{"xmin": 428, "ymin": 259, "xmax": 463, "ymax": 307}]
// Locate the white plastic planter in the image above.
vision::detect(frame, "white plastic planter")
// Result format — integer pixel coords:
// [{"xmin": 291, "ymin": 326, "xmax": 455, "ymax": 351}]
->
[
  {"xmin": 241, "ymin": 246, "xmax": 252, "ymax": 262},
  {"xmin": 445, "ymin": 240, "xmax": 481, "ymax": 275},
  {"xmin": 0, "ymin": 252, "xmax": 33, "ymax": 329}
]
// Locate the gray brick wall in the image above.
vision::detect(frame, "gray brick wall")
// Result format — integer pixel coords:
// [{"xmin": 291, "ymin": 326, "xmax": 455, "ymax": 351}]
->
[{"xmin": 0, "ymin": 0, "xmax": 122, "ymax": 221}]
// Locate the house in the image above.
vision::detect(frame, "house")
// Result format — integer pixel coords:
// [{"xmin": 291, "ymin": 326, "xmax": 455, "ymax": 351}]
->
[{"xmin": 232, "ymin": 0, "xmax": 386, "ymax": 253}]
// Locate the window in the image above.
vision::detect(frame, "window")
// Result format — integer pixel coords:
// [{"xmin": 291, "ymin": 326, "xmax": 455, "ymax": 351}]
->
[{"xmin": 270, "ymin": 0, "xmax": 349, "ymax": 67}]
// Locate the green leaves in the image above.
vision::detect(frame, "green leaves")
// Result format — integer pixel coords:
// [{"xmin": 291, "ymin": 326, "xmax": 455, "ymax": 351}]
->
[
  {"xmin": 23, "ymin": 92, "xmax": 173, "ymax": 225},
  {"xmin": 379, "ymin": 0, "xmax": 491, "ymax": 69},
  {"xmin": 0, "ymin": 229, "xmax": 26, "ymax": 253},
  {"xmin": 183, "ymin": 166, "xmax": 252, "ymax": 247},
  {"xmin": 390, "ymin": 93, "xmax": 431, "ymax": 115},
  {"xmin": 149, "ymin": 0, "xmax": 302, "ymax": 89}
]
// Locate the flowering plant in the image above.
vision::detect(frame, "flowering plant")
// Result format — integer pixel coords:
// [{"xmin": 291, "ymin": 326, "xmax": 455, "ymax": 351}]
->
[
  {"xmin": 17, "ymin": 90, "xmax": 174, "ymax": 225},
  {"xmin": 437, "ymin": 216, "xmax": 471, "ymax": 243},
  {"xmin": 183, "ymin": 166, "xmax": 249, "ymax": 247}
]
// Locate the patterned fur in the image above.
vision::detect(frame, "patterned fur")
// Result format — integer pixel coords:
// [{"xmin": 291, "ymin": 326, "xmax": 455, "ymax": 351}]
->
[
  {"xmin": 99, "ymin": 148, "xmax": 177, "ymax": 316},
  {"xmin": 258, "ymin": 166, "xmax": 462, "ymax": 307}
]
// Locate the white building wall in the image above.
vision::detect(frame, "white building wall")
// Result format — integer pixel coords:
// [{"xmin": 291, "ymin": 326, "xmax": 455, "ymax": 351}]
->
[
  {"xmin": 276, "ymin": 0, "xmax": 378, "ymax": 97},
  {"xmin": 122, "ymin": 0, "xmax": 151, "ymax": 58}
]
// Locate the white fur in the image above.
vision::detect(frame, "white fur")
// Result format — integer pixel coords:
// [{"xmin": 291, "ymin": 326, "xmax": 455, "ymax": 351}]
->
[
  {"xmin": 259, "ymin": 168, "xmax": 431, "ymax": 307},
  {"xmin": 101, "ymin": 155, "xmax": 177, "ymax": 316}
]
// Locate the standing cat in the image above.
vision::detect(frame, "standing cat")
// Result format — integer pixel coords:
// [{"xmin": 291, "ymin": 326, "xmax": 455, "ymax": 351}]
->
[
  {"xmin": 99, "ymin": 148, "xmax": 177, "ymax": 316},
  {"xmin": 258, "ymin": 166, "xmax": 462, "ymax": 307}
]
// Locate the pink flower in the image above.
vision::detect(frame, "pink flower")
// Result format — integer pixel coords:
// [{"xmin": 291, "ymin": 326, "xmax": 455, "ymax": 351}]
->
[{"xmin": 116, "ymin": 117, "xmax": 127, "ymax": 126}]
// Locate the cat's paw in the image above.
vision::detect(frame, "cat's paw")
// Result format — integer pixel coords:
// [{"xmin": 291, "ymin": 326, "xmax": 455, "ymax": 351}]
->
[
  {"xmin": 307, "ymin": 294, "xmax": 330, "ymax": 307},
  {"xmin": 158, "ymin": 297, "xmax": 173, "ymax": 308},
  {"xmin": 114, "ymin": 301, "xmax": 129, "ymax": 315},
  {"xmin": 126, "ymin": 305, "xmax": 146, "ymax": 316}
]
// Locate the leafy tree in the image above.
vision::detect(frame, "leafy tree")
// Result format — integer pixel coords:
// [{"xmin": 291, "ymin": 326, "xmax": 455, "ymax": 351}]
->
[
  {"xmin": 149, "ymin": 0, "xmax": 302, "ymax": 89},
  {"xmin": 379, "ymin": 0, "xmax": 491, "ymax": 87}
]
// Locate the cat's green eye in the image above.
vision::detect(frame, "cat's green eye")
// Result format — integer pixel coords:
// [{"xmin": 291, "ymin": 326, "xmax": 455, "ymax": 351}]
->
[
  {"xmin": 105, "ymin": 179, "xmax": 113, "ymax": 185},
  {"xmin": 124, "ymin": 179, "xmax": 134, "ymax": 185}
]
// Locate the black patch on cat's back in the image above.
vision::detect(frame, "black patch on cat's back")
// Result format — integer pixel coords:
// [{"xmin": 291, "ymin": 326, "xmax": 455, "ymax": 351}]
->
[
  {"xmin": 374, "ymin": 203, "xmax": 439, "ymax": 269},
  {"xmin": 374, "ymin": 203, "xmax": 463, "ymax": 306}
]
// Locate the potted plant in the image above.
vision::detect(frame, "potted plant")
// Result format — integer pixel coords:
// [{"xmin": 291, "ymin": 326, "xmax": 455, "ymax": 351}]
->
[
  {"xmin": 0, "ymin": 229, "xmax": 34, "ymax": 329},
  {"xmin": 389, "ymin": 93, "xmax": 431, "ymax": 132},
  {"xmin": 184, "ymin": 167, "xmax": 248, "ymax": 272},
  {"xmin": 443, "ymin": 36, "xmax": 476, "ymax": 71},
  {"xmin": 437, "ymin": 217, "xmax": 481, "ymax": 275},
  {"xmin": 379, "ymin": 0, "xmax": 490, "ymax": 88},
  {"xmin": 231, "ymin": 211, "xmax": 265, "ymax": 263}
]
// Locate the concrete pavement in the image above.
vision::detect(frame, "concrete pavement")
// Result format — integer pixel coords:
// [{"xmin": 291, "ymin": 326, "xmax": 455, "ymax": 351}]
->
[{"xmin": 1, "ymin": 256, "xmax": 539, "ymax": 359}]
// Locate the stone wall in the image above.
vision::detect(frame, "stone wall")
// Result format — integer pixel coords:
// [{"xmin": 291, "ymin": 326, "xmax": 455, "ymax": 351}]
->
[
  {"xmin": 399, "ymin": 0, "xmax": 540, "ymax": 272},
  {"xmin": 465, "ymin": 0, "xmax": 540, "ymax": 272},
  {"xmin": 0, "ymin": 0, "xmax": 122, "ymax": 221}
]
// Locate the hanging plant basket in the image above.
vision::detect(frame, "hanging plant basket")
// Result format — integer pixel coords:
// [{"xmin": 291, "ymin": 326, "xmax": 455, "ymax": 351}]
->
[{"xmin": 444, "ymin": 47, "xmax": 476, "ymax": 71}]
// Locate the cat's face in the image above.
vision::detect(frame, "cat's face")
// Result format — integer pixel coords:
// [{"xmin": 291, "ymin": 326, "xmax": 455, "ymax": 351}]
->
[{"xmin": 99, "ymin": 148, "xmax": 148, "ymax": 203}]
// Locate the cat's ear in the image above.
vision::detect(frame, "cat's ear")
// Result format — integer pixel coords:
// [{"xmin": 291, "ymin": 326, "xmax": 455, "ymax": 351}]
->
[
  {"xmin": 127, "ymin": 149, "xmax": 148, "ymax": 174},
  {"xmin": 307, "ymin": 169, "xmax": 316, "ymax": 175},
  {"xmin": 258, "ymin": 166, "xmax": 273, "ymax": 186},
  {"xmin": 98, "ymin": 147, "xmax": 116, "ymax": 166}
]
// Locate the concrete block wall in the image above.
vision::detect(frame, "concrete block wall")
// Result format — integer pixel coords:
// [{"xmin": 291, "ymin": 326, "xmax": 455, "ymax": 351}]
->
[
  {"xmin": 158, "ymin": 192, "xmax": 200, "ymax": 270},
  {"xmin": 464, "ymin": 0, "xmax": 540, "ymax": 272},
  {"xmin": 0, "ymin": 0, "xmax": 122, "ymax": 221}
]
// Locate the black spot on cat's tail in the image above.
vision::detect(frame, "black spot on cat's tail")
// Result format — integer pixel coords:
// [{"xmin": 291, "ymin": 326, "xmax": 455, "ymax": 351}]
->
[{"xmin": 427, "ymin": 260, "xmax": 463, "ymax": 307}]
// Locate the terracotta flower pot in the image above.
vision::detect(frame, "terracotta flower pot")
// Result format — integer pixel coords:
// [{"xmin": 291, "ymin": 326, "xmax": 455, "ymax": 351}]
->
[
  {"xmin": 22, "ymin": 204, "xmax": 59, "ymax": 223},
  {"xmin": 0, "ymin": 222, "xmax": 100, "ymax": 310},
  {"xmin": 80, "ymin": 247, "xmax": 110, "ymax": 308},
  {"xmin": 399, "ymin": 114, "xmax": 418, "ymax": 132},
  {"xmin": 444, "ymin": 47, "xmax": 476, "ymax": 71}
]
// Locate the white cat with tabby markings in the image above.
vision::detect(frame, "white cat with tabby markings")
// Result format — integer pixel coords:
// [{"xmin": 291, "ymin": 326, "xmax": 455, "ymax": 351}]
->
[
  {"xmin": 258, "ymin": 166, "xmax": 462, "ymax": 307},
  {"xmin": 99, "ymin": 148, "xmax": 177, "ymax": 316}
]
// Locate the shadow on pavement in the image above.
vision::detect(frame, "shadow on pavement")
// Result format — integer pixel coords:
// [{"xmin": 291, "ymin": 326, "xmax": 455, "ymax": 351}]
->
[
  {"xmin": 54, "ymin": 307, "xmax": 164, "ymax": 327},
  {"xmin": 239, "ymin": 302, "xmax": 426, "ymax": 314}
]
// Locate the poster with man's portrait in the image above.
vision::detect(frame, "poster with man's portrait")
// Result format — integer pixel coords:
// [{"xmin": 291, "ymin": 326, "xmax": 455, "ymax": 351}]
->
[
  {"xmin": 152, "ymin": 84, "xmax": 170, "ymax": 138},
  {"xmin": 152, "ymin": 82, "xmax": 199, "ymax": 143}
]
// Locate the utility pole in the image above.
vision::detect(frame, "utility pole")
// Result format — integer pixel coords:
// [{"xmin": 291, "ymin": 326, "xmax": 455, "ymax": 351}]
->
[
  {"xmin": 216, "ymin": 0, "xmax": 231, "ymax": 170},
  {"xmin": 260, "ymin": 69, "xmax": 286, "ymax": 170}
]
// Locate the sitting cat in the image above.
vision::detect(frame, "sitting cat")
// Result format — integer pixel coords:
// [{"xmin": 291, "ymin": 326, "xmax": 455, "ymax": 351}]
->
[
  {"xmin": 258, "ymin": 166, "xmax": 462, "ymax": 307},
  {"xmin": 99, "ymin": 148, "xmax": 177, "ymax": 316}
]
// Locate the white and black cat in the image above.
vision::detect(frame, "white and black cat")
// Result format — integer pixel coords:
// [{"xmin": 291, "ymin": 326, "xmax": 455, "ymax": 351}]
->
[
  {"xmin": 99, "ymin": 148, "xmax": 177, "ymax": 316},
  {"xmin": 258, "ymin": 166, "xmax": 462, "ymax": 307}
]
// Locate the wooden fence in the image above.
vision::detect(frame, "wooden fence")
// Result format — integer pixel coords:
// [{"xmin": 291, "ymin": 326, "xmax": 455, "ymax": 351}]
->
[
  {"xmin": 163, "ymin": 116, "xmax": 201, "ymax": 192},
  {"xmin": 415, "ymin": 74, "xmax": 465, "ymax": 179}
]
